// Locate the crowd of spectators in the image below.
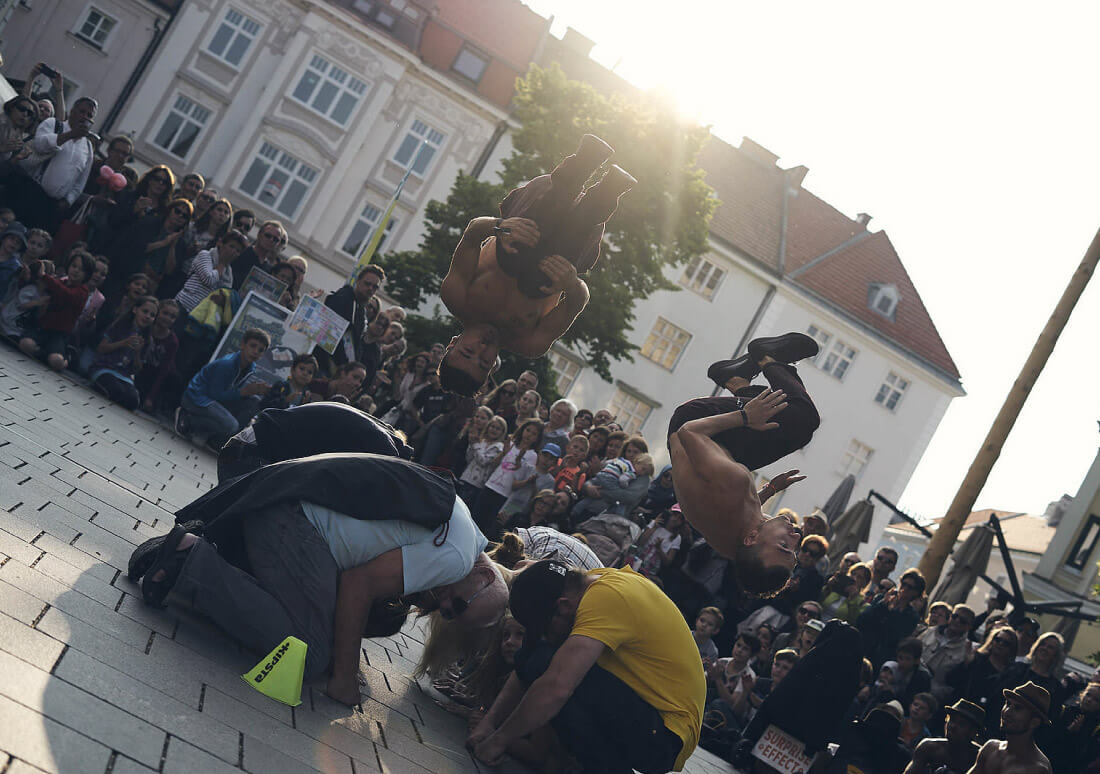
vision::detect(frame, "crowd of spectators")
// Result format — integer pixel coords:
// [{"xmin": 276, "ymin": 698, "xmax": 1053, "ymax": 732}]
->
[{"xmin": 2, "ymin": 69, "xmax": 1096, "ymax": 774}]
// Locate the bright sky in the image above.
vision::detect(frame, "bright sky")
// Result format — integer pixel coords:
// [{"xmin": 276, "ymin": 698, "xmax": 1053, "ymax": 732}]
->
[{"xmin": 526, "ymin": 0, "xmax": 1100, "ymax": 521}]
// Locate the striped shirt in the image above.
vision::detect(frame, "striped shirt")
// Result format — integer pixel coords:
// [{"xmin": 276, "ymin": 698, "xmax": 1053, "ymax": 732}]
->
[
  {"xmin": 176, "ymin": 247, "xmax": 232, "ymax": 313},
  {"xmin": 516, "ymin": 526, "xmax": 601, "ymax": 570}
]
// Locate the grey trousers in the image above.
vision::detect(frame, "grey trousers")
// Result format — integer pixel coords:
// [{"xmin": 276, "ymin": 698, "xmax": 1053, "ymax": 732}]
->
[{"xmin": 172, "ymin": 501, "xmax": 339, "ymax": 679}]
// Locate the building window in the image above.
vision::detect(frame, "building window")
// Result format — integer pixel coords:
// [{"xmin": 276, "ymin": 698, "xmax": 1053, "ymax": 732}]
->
[
  {"xmin": 341, "ymin": 203, "xmax": 396, "ymax": 257},
  {"xmin": 548, "ymin": 350, "xmax": 583, "ymax": 395},
  {"xmin": 452, "ymin": 48, "xmax": 489, "ymax": 82},
  {"xmin": 291, "ymin": 54, "xmax": 368, "ymax": 126},
  {"xmin": 392, "ymin": 120, "xmax": 446, "ymax": 177},
  {"xmin": 640, "ymin": 317, "xmax": 691, "ymax": 371},
  {"xmin": 839, "ymin": 440, "xmax": 874, "ymax": 479},
  {"xmin": 1067, "ymin": 515, "xmax": 1100, "ymax": 571},
  {"xmin": 869, "ymin": 283, "xmax": 900, "ymax": 319},
  {"xmin": 75, "ymin": 6, "xmax": 117, "ymax": 49},
  {"xmin": 680, "ymin": 256, "xmax": 726, "ymax": 300},
  {"xmin": 874, "ymin": 371, "xmax": 909, "ymax": 411},
  {"xmin": 152, "ymin": 95, "xmax": 212, "ymax": 160},
  {"xmin": 238, "ymin": 141, "xmax": 319, "ymax": 219},
  {"xmin": 207, "ymin": 8, "xmax": 262, "ymax": 68},
  {"xmin": 607, "ymin": 387, "xmax": 655, "ymax": 436},
  {"xmin": 807, "ymin": 325, "xmax": 858, "ymax": 380}
]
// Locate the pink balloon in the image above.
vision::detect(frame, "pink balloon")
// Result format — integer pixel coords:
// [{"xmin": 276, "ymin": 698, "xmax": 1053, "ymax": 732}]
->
[
  {"xmin": 98, "ymin": 164, "xmax": 113, "ymax": 183},
  {"xmin": 109, "ymin": 172, "xmax": 128, "ymax": 192}
]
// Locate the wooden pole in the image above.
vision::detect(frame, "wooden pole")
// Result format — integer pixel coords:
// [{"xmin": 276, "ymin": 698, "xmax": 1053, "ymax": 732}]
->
[{"xmin": 917, "ymin": 227, "xmax": 1100, "ymax": 589}]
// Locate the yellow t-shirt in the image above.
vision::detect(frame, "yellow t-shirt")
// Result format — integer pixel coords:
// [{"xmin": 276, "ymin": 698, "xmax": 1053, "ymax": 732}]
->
[{"xmin": 570, "ymin": 567, "xmax": 706, "ymax": 770}]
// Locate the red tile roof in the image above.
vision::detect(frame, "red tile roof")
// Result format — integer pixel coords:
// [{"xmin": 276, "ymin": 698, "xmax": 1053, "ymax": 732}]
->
[{"xmin": 700, "ymin": 134, "xmax": 961, "ymax": 383}]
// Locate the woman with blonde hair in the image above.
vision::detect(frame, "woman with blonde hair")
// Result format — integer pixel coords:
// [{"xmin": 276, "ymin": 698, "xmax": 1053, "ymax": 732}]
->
[{"xmin": 513, "ymin": 389, "xmax": 541, "ymax": 428}]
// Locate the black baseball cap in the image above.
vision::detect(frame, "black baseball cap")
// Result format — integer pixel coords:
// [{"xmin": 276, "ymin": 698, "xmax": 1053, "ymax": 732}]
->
[{"xmin": 509, "ymin": 560, "xmax": 570, "ymax": 641}]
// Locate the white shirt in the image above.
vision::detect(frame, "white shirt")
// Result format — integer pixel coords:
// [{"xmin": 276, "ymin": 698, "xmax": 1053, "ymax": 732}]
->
[
  {"xmin": 28, "ymin": 118, "xmax": 94, "ymax": 204},
  {"xmin": 300, "ymin": 496, "xmax": 488, "ymax": 593},
  {"xmin": 486, "ymin": 447, "xmax": 537, "ymax": 496}
]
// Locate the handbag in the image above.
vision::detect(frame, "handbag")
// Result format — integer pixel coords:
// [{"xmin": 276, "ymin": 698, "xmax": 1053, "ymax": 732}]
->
[{"xmin": 48, "ymin": 196, "xmax": 93, "ymax": 260}]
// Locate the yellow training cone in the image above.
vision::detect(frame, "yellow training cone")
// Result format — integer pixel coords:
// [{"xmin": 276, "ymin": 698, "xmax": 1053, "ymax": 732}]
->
[{"xmin": 241, "ymin": 636, "xmax": 307, "ymax": 707}]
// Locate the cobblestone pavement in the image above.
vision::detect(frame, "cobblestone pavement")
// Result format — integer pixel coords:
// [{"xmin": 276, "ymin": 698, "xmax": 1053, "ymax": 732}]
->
[{"xmin": 0, "ymin": 344, "xmax": 737, "ymax": 774}]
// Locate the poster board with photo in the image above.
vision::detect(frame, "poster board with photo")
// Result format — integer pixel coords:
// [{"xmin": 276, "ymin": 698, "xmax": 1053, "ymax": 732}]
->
[
  {"xmin": 239, "ymin": 266, "xmax": 288, "ymax": 304},
  {"xmin": 210, "ymin": 291, "xmax": 312, "ymax": 385},
  {"xmin": 287, "ymin": 294, "xmax": 349, "ymax": 355}
]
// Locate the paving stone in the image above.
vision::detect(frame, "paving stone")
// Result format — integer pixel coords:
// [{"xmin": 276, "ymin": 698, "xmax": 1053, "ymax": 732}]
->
[
  {"xmin": 203, "ymin": 687, "xmax": 353, "ymax": 774},
  {"xmin": 54, "ymin": 649, "xmax": 239, "ymax": 765},
  {"xmin": 163, "ymin": 736, "xmax": 240, "ymax": 774},
  {"xmin": 0, "ymin": 578, "xmax": 49, "ymax": 625},
  {"xmin": 0, "ymin": 693, "xmax": 112, "ymax": 774},
  {"xmin": 108, "ymin": 755, "xmax": 157, "ymax": 774},
  {"xmin": 242, "ymin": 733, "xmax": 363, "ymax": 774},
  {"xmin": 0, "ymin": 648, "xmax": 167, "ymax": 769},
  {"xmin": 0, "ymin": 559, "xmax": 153, "ymax": 649},
  {"xmin": 37, "ymin": 607, "xmax": 203, "ymax": 709},
  {"xmin": 0, "ymin": 609, "xmax": 64, "ymax": 671}
]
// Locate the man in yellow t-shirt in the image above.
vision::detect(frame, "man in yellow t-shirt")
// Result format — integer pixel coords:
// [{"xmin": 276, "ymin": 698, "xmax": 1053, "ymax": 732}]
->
[{"xmin": 468, "ymin": 560, "xmax": 706, "ymax": 772}]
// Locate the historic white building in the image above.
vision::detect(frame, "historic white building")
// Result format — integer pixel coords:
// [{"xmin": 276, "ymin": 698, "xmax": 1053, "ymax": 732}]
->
[
  {"xmin": 104, "ymin": 0, "xmax": 546, "ymax": 286},
  {"xmin": 0, "ymin": 0, "xmax": 178, "ymax": 119},
  {"xmin": 550, "ymin": 136, "xmax": 965, "ymax": 539}
]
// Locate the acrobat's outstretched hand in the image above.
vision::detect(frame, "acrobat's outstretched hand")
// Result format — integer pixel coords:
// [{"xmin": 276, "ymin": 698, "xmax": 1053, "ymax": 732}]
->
[
  {"xmin": 496, "ymin": 217, "xmax": 539, "ymax": 254},
  {"xmin": 537, "ymin": 254, "xmax": 578, "ymax": 295},
  {"xmin": 743, "ymin": 388, "xmax": 788, "ymax": 431}
]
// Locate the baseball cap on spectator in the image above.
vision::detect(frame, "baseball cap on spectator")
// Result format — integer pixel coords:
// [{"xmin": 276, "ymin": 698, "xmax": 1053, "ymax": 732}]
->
[
  {"xmin": 509, "ymin": 559, "xmax": 570, "ymax": 641},
  {"xmin": 1, "ymin": 222, "xmax": 28, "ymax": 250},
  {"xmin": 540, "ymin": 443, "xmax": 562, "ymax": 457}
]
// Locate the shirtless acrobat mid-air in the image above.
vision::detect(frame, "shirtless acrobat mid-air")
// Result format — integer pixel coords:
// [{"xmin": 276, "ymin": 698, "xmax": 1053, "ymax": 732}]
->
[
  {"xmin": 439, "ymin": 135, "xmax": 635, "ymax": 396},
  {"xmin": 668, "ymin": 332, "xmax": 823, "ymax": 595}
]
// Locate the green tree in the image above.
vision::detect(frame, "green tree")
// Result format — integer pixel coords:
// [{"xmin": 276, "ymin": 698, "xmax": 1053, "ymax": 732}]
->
[{"xmin": 376, "ymin": 62, "xmax": 715, "ymax": 381}]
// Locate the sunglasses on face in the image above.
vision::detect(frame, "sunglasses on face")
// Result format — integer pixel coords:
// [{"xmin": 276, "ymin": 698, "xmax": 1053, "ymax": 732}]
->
[{"xmin": 434, "ymin": 577, "xmax": 493, "ymax": 621}]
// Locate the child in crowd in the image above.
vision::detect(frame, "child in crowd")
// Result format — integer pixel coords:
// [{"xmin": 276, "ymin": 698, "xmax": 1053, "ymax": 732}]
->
[
  {"xmin": 474, "ymin": 418, "xmax": 543, "ymax": 538},
  {"xmin": 750, "ymin": 648, "xmax": 799, "ymax": 711},
  {"xmin": 89, "ymin": 295, "xmax": 158, "ymax": 410},
  {"xmin": 694, "ymin": 605, "xmax": 724, "ymax": 668},
  {"xmin": 629, "ymin": 507, "xmax": 685, "ymax": 579},
  {"xmin": 0, "ymin": 258, "xmax": 51, "ymax": 338},
  {"xmin": 0, "ymin": 222, "xmax": 27, "ymax": 300},
  {"xmin": 73, "ymin": 255, "xmax": 110, "ymax": 345},
  {"xmin": 18, "ymin": 250, "xmax": 96, "ymax": 370},
  {"xmin": 899, "ymin": 692, "xmax": 937, "ymax": 749},
  {"xmin": 135, "ymin": 299, "xmax": 180, "ymax": 414},
  {"xmin": 260, "ymin": 353, "xmax": 317, "ymax": 410},
  {"xmin": 552, "ymin": 433, "xmax": 589, "ymax": 494},
  {"xmin": 176, "ymin": 328, "xmax": 271, "ymax": 449},
  {"xmin": 96, "ymin": 271, "xmax": 150, "ymax": 338},
  {"xmin": 501, "ymin": 442, "xmax": 560, "ymax": 528},
  {"xmin": 457, "ymin": 415, "xmax": 507, "ymax": 508},
  {"xmin": 23, "ymin": 228, "xmax": 52, "ymax": 266}
]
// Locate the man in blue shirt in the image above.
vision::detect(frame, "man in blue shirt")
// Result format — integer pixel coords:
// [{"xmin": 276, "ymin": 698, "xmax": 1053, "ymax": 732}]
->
[{"xmin": 176, "ymin": 327, "xmax": 271, "ymax": 449}]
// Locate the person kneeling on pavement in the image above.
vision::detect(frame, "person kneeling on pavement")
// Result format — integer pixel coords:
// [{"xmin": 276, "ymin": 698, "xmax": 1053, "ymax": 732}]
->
[
  {"xmin": 468, "ymin": 560, "xmax": 705, "ymax": 773},
  {"xmin": 129, "ymin": 452, "xmax": 508, "ymax": 704}
]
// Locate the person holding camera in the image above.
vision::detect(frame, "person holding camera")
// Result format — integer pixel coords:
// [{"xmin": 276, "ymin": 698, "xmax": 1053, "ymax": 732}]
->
[{"xmin": 17, "ymin": 93, "xmax": 99, "ymax": 231}]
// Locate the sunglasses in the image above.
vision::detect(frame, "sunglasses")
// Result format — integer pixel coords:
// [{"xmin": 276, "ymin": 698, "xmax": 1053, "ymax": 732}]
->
[{"xmin": 436, "ymin": 577, "xmax": 493, "ymax": 621}]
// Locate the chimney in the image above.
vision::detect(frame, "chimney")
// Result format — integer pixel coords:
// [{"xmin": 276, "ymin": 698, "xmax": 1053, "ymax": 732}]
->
[
  {"xmin": 855, "ymin": 212, "xmax": 872, "ymax": 228},
  {"xmin": 739, "ymin": 137, "xmax": 779, "ymax": 167},
  {"xmin": 785, "ymin": 165, "xmax": 808, "ymax": 188},
  {"xmin": 561, "ymin": 27, "xmax": 595, "ymax": 58}
]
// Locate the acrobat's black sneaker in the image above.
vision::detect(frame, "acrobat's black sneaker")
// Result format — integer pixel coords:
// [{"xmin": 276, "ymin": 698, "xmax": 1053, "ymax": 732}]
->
[
  {"xmin": 707, "ymin": 354, "xmax": 760, "ymax": 388},
  {"xmin": 747, "ymin": 332, "xmax": 819, "ymax": 365}
]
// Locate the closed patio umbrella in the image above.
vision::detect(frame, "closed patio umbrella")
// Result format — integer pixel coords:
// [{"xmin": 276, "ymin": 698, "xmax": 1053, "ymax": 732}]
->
[
  {"xmin": 932, "ymin": 524, "xmax": 994, "ymax": 606},
  {"xmin": 821, "ymin": 474, "xmax": 857, "ymax": 537},
  {"xmin": 827, "ymin": 498, "xmax": 875, "ymax": 570}
]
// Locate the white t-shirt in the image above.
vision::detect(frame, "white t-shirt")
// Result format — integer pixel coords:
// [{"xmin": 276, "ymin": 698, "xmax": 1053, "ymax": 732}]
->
[
  {"xmin": 300, "ymin": 496, "xmax": 488, "ymax": 593},
  {"xmin": 485, "ymin": 447, "xmax": 537, "ymax": 496}
]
